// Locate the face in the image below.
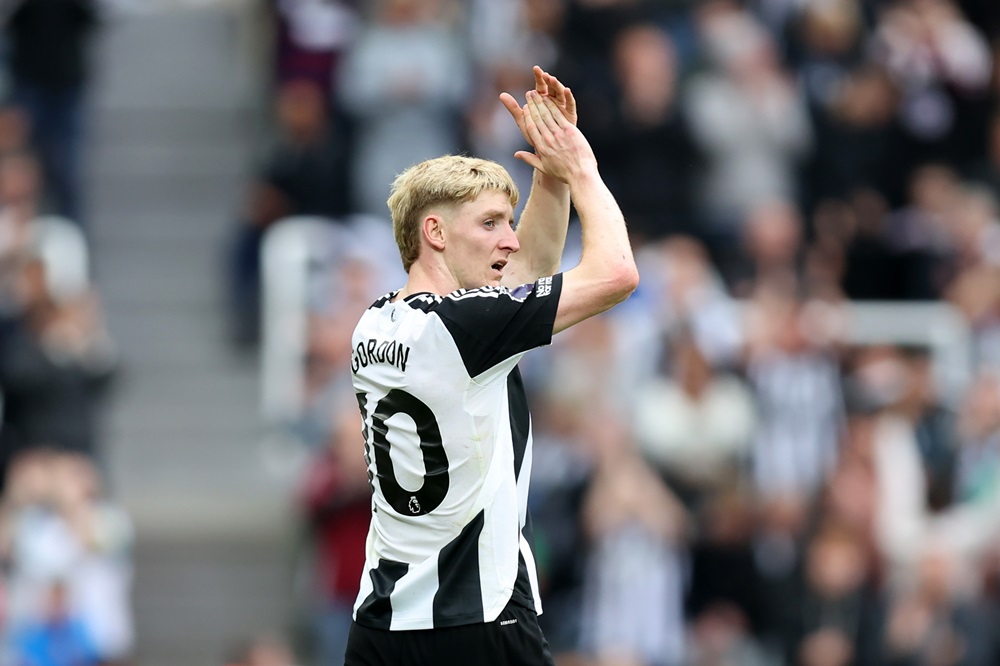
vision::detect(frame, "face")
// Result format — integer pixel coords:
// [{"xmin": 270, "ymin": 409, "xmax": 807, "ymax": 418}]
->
[{"xmin": 440, "ymin": 190, "xmax": 518, "ymax": 289}]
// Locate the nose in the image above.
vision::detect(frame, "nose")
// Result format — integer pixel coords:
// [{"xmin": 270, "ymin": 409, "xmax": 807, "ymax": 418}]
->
[{"xmin": 501, "ymin": 225, "xmax": 519, "ymax": 253}]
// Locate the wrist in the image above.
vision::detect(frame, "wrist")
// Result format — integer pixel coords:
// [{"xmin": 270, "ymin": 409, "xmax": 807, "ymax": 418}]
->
[
  {"xmin": 565, "ymin": 163, "xmax": 602, "ymax": 188},
  {"xmin": 534, "ymin": 169, "xmax": 569, "ymax": 191}
]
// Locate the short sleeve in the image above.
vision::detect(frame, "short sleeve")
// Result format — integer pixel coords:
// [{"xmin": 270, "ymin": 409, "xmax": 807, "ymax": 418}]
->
[{"xmin": 433, "ymin": 274, "xmax": 562, "ymax": 378}]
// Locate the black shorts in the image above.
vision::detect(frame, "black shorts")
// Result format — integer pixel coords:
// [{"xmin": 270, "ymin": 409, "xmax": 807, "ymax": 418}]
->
[{"xmin": 344, "ymin": 601, "xmax": 555, "ymax": 666}]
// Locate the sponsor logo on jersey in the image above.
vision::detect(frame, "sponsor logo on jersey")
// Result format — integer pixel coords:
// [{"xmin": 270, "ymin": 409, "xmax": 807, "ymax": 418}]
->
[{"xmin": 537, "ymin": 276, "xmax": 552, "ymax": 298}]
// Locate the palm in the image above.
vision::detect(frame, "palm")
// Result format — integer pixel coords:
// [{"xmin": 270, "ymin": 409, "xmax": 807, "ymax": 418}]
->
[{"xmin": 500, "ymin": 66, "xmax": 578, "ymax": 148}]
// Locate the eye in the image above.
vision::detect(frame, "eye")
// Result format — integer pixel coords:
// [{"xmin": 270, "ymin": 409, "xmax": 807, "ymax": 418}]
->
[{"xmin": 484, "ymin": 219, "xmax": 496, "ymax": 229}]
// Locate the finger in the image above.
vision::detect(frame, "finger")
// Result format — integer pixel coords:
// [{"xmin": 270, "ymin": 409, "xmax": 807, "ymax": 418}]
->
[
  {"xmin": 533, "ymin": 65, "xmax": 548, "ymax": 96},
  {"xmin": 564, "ymin": 87, "xmax": 577, "ymax": 120},
  {"xmin": 522, "ymin": 92, "xmax": 547, "ymax": 147},
  {"xmin": 513, "ymin": 150, "xmax": 543, "ymax": 171},
  {"xmin": 544, "ymin": 72, "xmax": 567, "ymax": 104},
  {"xmin": 538, "ymin": 93, "xmax": 570, "ymax": 129},
  {"xmin": 499, "ymin": 92, "xmax": 527, "ymax": 134},
  {"xmin": 527, "ymin": 91, "xmax": 558, "ymax": 141}
]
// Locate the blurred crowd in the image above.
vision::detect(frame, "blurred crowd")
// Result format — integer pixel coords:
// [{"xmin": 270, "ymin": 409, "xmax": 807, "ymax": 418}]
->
[
  {"xmin": 251, "ymin": 0, "xmax": 1000, "ymax": 665},
  {"xmin": 0, "ymin": 2, "xmax": 134, "ymax": 665}
]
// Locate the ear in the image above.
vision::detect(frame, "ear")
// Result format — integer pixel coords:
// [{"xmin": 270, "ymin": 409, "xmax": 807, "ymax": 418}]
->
[{"xmin": 423, "ymin": 214, "xmax": 446, "ymax": 252}]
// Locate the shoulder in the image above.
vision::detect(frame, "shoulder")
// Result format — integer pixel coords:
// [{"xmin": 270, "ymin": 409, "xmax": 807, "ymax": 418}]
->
[{"xmin": 397, "ymin": 285, "xmax": 526, "ymax": 315}]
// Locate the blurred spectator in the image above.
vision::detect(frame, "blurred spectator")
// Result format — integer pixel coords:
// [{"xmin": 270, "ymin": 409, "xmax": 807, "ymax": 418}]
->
[
  {"xmin": 465, "ymin": 0, "xmax": 566, "ymax": 73},
  {"xmin": 744, "ymin": 280, "xmax": 846, "ymax": 500},
  {"xmin": 686, "ymin": 4, "xmax": 813, "ymax": 260},
  {"xmin": 871, "ymin": 368, "xmax": 1000, "ymax": 581},
  {"xmin": 0, "ymin": 151, "xmax": 44, "ymax": 314},
  {"xmin": 10, "ymin": 579, "xmax": 101, "ymax": 666},
  {"xmin": 582, "ymin": 22, "xmax": 704, "ymax": 245},
  {"xmin": 2, "ymin": 0, "xmax": 101, "ymax": 224},
  {"xmin": 1, "ymin": 450, "xmax": 133, "ymax": 665},
  {"xmin": 948, "ymin": 260, "xmax": 1000, "ymax": 371},
  {"xmin": 788, "ymin": 520, "xmax": 885, "ymax": 666},
  {"xmin": 787, "ymin": 0, "xmax": 867, "ymax": 112},
  {"xmin": 270, "ymin": 0, "xmax": 360, "ymax": 91},
  {"xmin": 578, "ymin": 410, "xmax": 688, "ymax": 666},
  {"xmin": 336, "ymin": 0, "xmax": 469, "ymax": 217},
  {"xmin": 808, "ymin": 64, "xmax": 903, "ymax": 207},
  {"xmin": 948, "ymin": 184, "xmax": 1000, "ymax": 272},
  {"xmin": 952, "ymin": 373, "xmax": 1000, "ymax": 507},
  {"xmin": 730, "ymin": 198, "xmax": 806, "ymax": 297},
  {"xmin": 637, "ymin": 237, "xmax": 743, "ymax": 369},
  {"xmin": 883, "ymin": 544, "xmax": 998, "ymax": 665},
  {"xmin": 228, "ymin": 78, "xmax": 352, "ymax": 347},
  {"xmin": 685, "ymin": 490, "xmax": 770, "ymax": 656},
  {"xmin": 0, "ymin": 256, "xmax": 116, "ymax": 491},
  {"xmin": 687, "ymin": 601, "xmax": 773, "ymax": 666},
  {"xmin": 297, "ymin": 399, "xmax": 370, "ymax": 666},
  {"xmin": 945, "ymin": 183, "xmax": 1000, "ymax": 370},
  {"xmin": 527, "ymin": 399, "xmax": 592, "ymax": 661},
  {"xmin": 882, "ymin": 163, "xmax": 962, "ymax": 299},
  {"xmin": 896, "ymin": 347, "xmax": 960, "ymax": 510},
  {"xmin": 632, "ymin": 329, "xmax": 756, "ymax": 509},
  {"xmin": 870, "ymin": 0, "xmax": 994, "ymax": 171}
]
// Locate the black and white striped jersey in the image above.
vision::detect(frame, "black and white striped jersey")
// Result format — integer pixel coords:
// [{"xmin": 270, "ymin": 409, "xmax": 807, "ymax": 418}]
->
[{"xmin": 350, "ymin": 274, "xmax": 563, "ymax": 631}]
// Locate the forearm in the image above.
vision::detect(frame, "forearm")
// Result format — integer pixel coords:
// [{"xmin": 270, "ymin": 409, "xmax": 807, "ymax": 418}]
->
[
  {"xmin": 572, "ymin": 170, "xmax": 634, "ymax": 283},
  {"xmin": 553, "ymin": 169, "xmax": 638, "ymax": 334},
  {"xmin": 505, "ymin": 171, "xmax": 570, "ymax": 285}
]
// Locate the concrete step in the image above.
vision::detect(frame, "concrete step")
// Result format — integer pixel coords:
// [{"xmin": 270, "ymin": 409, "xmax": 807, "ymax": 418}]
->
[
  {"xmin": 110, "ymin": 480, "xmax": 297, "ymax": 542},
  {"xmin": 89, "ymin": 141, "xmax": 254, "ymax": 180},
  {"xmin": 89, "ymin": 107, "xmax": 261, "ymax": 145},
  {"xmin": 90, "ymin": 8, "xmax": 260, "ymax": 111},
  {"xmin": 86, "ymin": 173, "xmax": 245, "ymax": 221},
  {"xmin": 104, "ymin": 312, "xmax": 250, "ymax": 370},
  {"xmin": 89, "ymin": 211, "xmax": 242, "ymax": 243},
  {"xmin": 130, "ymin": 534, "xmax": 298, "ymax": 666},
  {"xmin": 93, "ymin": 245, "xmax": 231, "ymax": 303}
]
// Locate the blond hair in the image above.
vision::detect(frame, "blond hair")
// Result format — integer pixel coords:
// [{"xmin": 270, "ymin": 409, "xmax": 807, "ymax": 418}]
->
[{"xmin": 387, "ymin": 155, "xmax": 519, "ymax": 272}]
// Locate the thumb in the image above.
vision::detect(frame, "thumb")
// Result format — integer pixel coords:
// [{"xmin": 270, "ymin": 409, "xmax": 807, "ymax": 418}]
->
[{"xmin": 514, "ymin": 150, "xmax": 544, "ymax": 171}]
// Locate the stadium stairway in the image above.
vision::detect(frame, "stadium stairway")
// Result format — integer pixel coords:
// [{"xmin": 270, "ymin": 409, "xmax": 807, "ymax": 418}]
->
[{"xmin": 83, "ymin": 4, "xmax": 301, "ymax": 665}]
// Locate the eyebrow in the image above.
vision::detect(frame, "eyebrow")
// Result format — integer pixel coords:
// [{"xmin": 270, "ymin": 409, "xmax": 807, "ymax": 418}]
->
[{"xmin": 482, "ymin": 208, "xmax": 512, "ymax": 221}]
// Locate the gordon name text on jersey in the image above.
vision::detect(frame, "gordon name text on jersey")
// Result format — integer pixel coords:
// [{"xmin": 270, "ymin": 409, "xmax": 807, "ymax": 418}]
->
[{"xmin": 352, "ymin": 338, "xmax": 412, "ymax": 374}]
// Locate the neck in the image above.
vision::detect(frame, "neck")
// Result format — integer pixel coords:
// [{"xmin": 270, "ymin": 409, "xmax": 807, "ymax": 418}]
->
[{"xmin": 396, "ymin": 260, "xmax": 458, "ymax": 300}]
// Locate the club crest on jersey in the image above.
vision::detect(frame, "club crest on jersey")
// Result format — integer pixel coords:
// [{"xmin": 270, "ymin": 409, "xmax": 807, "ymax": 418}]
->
[
  {"xmin": 537, "ymin": 276, "xmax": 552, "ymax": 298},
  {"xmin": 408, "ymin": 496, "xmax": 421, "ymax": 514}
]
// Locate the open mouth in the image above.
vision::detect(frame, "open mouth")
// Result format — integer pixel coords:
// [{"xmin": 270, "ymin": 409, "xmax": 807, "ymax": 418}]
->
[{"xmin": 491, "ymin": 260, "xmax": 506, "ymax": 273}]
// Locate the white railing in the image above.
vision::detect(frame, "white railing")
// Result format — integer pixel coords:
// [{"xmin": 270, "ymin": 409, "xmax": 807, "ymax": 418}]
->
[
  {"xmin": 31, "ymin": 215, "xmax": 91, "ymax": 302},
  {"xmin": 260, "ymin": 215, "xmax": 402, "ymax": 428},
  {"xmin": 841, "ymin": 301, "xmax": 972, "ymax": 402},
  {"xmin": 260, "ymin": 216, "xmax": 337, "ymax": 426}
]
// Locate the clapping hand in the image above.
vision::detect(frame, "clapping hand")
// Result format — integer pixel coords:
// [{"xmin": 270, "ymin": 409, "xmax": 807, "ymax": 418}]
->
[{"xmin": 500, "ymin": 66, "xmax": 578, "ymax": 147}]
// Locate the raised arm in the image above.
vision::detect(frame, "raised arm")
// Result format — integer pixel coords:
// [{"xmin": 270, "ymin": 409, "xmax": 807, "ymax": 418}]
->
[
  {"xmin": 499, "ymin": 67, "xmax": 577, "ymax": 287},
  {"xmin": 516, "ymin": 92, "xmax": 638, "ymax": 335}
]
